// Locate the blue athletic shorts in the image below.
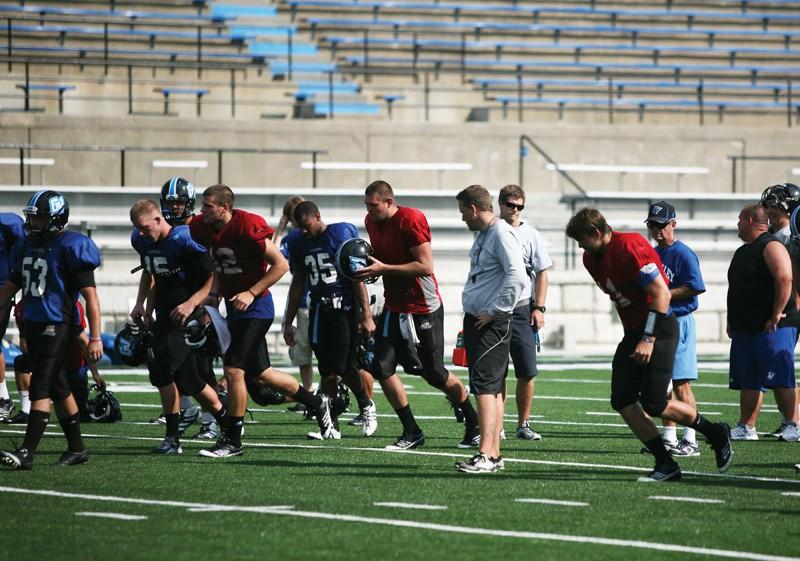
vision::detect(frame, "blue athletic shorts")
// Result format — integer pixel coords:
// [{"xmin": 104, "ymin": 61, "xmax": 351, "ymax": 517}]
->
[
  {"xmin": 729, "ymin": 327, "xmax": 797, "ymax": 390},
  {"xmin": 672, "ymin": 314, "xmax": 698, "ymax": 381}
]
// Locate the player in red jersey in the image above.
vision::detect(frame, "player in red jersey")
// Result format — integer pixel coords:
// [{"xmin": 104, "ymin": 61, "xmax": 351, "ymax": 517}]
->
[
  {"xmin": 194, "ymin": 184, "xmax": 333, "ymax": 458},
  {"xmin": 566, "ymin": 207, "xmax": 733, "ymax": 482},
  {"xmin": 356, "ymin": 180, "xmax": 479, "ymax": 450}
]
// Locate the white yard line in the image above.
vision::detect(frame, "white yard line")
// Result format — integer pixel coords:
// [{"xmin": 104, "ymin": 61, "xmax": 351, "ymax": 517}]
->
[
  {"xmin": 74, "ymin": 511, "xmax": 148, "ymax": 520},
  {"xmin": 781, "ymin": 492, "xmax": 800, "ymax": 497},
  {"xmin": 648, "ymin": 496, "xmax": 725, "ymax": 504},
  {"xmin": 0, "ymin": 486, "xmax": 795, "ymax": 561},
  {"xmin": 373, "ymin": 502, "xmax": 448, "ymax": 510},
  {"xmin": 515, "ymin": 498, "xmax": 589, "ymax": 507}
]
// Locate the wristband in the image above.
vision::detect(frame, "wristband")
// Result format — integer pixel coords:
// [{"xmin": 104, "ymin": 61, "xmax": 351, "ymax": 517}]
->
[
  {"xmin": 640, "ymin": 335, "xmax": 656, "ymax": 344},
  {"xmin": 643, "ymin": 310, "xmax": 666, "ymax": 337},
  {"xmin": 248, "ymin": 289, "xmax": 258, "ymax": 298},
  {"xmin": 90, "ymin": 337, "xmax": 102, "ymax": 343}
]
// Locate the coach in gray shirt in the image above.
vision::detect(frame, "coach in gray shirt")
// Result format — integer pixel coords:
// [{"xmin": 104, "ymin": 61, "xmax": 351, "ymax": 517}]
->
[{"xmin": 455, "ymin": 185, "xmax": 529, "ymax": 474}]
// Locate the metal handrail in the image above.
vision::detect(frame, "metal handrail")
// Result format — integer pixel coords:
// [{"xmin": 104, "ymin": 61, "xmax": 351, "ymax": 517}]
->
[{"xmin": 518, "ymin": 134, "xmax": 587, "ymax": 197}]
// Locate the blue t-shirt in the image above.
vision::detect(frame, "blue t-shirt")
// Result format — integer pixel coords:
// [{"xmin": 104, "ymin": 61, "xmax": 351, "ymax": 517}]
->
[
  {"xmin": 655, "ymin": 240, "xmax": 705, "ymax": 316},
  {"xmin": 10, "ymin": 230, "xmax": 101, "ymax": 324},
  {"xmin": 0, "ymin": 213, "xmax": 25, "ymax": 284},
  {"xmin": 280, "ymin": 228, "xmax": 308, "ymax": 310},
  {"xmin": 286, "ymin": 222, "xmax": 358, "ymax": 307}
]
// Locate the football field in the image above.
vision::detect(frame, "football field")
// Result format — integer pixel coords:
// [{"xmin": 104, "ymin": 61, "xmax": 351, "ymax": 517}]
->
[{"xmin": 1, "ymin": 363, "xmax": 799, "ymax": 561}]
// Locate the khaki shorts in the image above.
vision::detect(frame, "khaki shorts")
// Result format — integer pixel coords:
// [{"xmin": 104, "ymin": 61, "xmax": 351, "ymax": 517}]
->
[{"xmin": 289, "ymin": 307, "xmax": 313, "ymax": 367}]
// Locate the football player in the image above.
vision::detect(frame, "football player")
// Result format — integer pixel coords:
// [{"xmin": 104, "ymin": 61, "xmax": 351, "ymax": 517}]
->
[
  {"xmin": 283, "ymin": 201, "xmax": 378, "ymax": 439},
  {"xmin": 129, "ymin": 199, "xmax": 226, "ymax": 455},
  {"xmin": 192, "ymin": 184, "xmax": 334, "ymax": 458},
  {"xmin": 0, "ymin": 190, "xmax": 102, "ymax": 470},
  {"xmin": 0, "ymin": 212, "xmax": 25, "ymax": 421}
]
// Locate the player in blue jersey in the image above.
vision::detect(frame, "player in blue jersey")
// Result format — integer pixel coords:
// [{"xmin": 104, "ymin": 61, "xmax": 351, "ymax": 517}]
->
[
  {"xmin": 0, "ymin": 190, "xmax": 102, "ymax": 470},
  {"xmin": 129, "ymin": 199, "xmax": 227, "ymax": 455},
  {"xmin": 0, "ymin": 212, "xmax": 25, "ymax": 421},
  {"xmin": 283, "ymin": 201, "xmax": 377, "ymax": 438}
]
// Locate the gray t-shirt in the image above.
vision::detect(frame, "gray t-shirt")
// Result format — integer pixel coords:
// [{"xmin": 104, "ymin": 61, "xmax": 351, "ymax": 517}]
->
[
  {"xmin": 462, "ymin": 219, "xmax": 530, "ymax": 316},
  {"xmin": 514, "ymin": 221, "xmax": 553, "ymax": 301}
]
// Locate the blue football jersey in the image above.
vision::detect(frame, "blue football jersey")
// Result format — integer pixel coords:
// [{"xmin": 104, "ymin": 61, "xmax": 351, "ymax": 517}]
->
[
  {"xmin": 281, "ymin": 228, "xmax": 309, "ymax": 309},
  {"xmin": 131, "ymin": 225, "xmax": 212, "ymax": 318},
  {"xmin": 0, "ymin": 213, "xmax": 25, "ymax": 284},
  {"xmin": 10, "ymin": 230, "xmax": 101, "ymax": 324},
  {"xmin": 286, "ymin": 222, "xmax": 358, "ymax": 306}
]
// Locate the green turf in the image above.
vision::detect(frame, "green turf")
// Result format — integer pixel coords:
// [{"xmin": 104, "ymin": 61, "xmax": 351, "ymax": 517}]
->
[{"xmin": 1, "ymin": 366, "xmax": 798, "ymax": 561}]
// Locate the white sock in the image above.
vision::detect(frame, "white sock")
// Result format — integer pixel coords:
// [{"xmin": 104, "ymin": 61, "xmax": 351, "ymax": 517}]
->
[
  {"xmin": 201, "ymin": 411, "xmax": 214, "ymax": 424},
  {"xmin": 19, "ymin": 390, "xmax": 30, "ymax": 414},
  {"xmin": 663, "ymin": 426, "xmax": 677, "ymax": 444},
  {"xmin": 683, "ymin": 427, "xmax": 696, "ymax": 444},
  {"xmin": 179, "ymin": 395, "xmax": 192, "ymax": 410},
  {"xmin": 0, "ymin": 380, "xmax": 9, "ymax": 400}
]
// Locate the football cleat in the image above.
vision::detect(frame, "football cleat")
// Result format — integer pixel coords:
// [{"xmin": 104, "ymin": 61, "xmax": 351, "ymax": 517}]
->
[
  {"xmin": 306, "ymin": 428, "xmax": 342, "ymax": 440},
  {"xmin": 457, "ymin": 425, "xmax": 481, "ymax": 449},
  {"xmin": 455, "ymin": 453, "xmax": 497, "ymax": 474},
  {"xmin": 152, "ymin": 436, "xmax": 182, "ymax": 455},
  {"xmin": 0, "ymin": 398, "xmax": 14, "ymax": 423},
  {"xmin": 730, "ymin": 422, "xmax": 758, "ymax": 441},
  {"xmin": 286, "ymin": 402, "xmax": 307, "ymax": 414},
  {"xmin": 710, "ymin": 422, "xmax": 734, "ymax": 473},
  {"xmin": 5, "ymin": 411, "xmax": 29, "ymax": 425},
  {"xmin": 192, "ymin": 421, "xmax": 219, "ymax": 441},
  {"xmin": 385, "ymin": 433, "xmax": 425, "ymax": 451},
  {"xmin": 347, "ymin": 412, "xmax": 365, "ymax": 426},
  {"xmin": 314, "ymin": 395, "xmax": 335, "ymax": 440},
  {"xmin": 57, "ymin": 449, "xmax": 89, "ymax": 466},
  {"xmin": 670, "ymin": 439, "xmax": 700, "ymax": 457},
  {"xmin": 637, "ymin": 463, "xmax": 682, "ymax": 483},
  {"xmin": 516, "ymin": 422, "xmax": 542, "ymax": 441},
  {"xmin": 177, "ymin": 406, "xmax": 201, "ymax": 436},
  {"xmin": 0, "ymin": 447, "xmax": 33, "ymax": 470},
  {"xmin": 198, "ymin": 438, "xmax": 243, "ymax": 458},
  {"xmin": 361, "ymin": 400, "xmax": 378, "ymax": 437}
]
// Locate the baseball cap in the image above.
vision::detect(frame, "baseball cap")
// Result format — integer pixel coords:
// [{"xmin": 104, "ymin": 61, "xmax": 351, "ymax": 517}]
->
[{"xmin": 645, "ymin": 201, "xmax": 676, "ymax": 224}]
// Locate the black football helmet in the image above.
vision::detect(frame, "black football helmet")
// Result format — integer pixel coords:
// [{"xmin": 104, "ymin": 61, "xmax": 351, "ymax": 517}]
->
[
  {"xmin": 160, "ymin": 176, "xmax": 196, "ymax": 225},
  {"xmin": 245, "ymin": 377, "xmax": 286, "ymax": 407},
  {"xmin": 23, "ymin": 189, "xmax": 69, "ymax": 239},
  {"xmin": 114, "ymin": 322, "xmax": 153, "ymax": 366},
  {"xmin": 353, "ymin": 332, "xmax": 375, "ymax": 371},
  {"xmin": 332, "ymin": 379, "xmax": 351, "ymax": 417},
  {"xmin": 335, "ymin": 238, "xmax": 378, "ymax": 284},
  {"xmin": 760, "ymin": 183, "xmax": 800, "ymax": 214},
  {"xmin": 184, "ymin": 312, "xmax": 220, "ymax": 359},
  {"xmin": 87, "ymin": 384, "xmax": 122, "ymax": 422}
]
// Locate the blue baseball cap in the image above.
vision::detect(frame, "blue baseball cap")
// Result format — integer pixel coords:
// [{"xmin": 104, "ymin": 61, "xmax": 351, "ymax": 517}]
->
[{"xmin": 645, "ymin": 201, "xmax": 676, "ymax": 224}]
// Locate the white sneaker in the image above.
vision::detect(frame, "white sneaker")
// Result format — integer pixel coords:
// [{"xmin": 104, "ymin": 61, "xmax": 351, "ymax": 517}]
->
[
  {"xmin": 730, "ymin": 422, "xmax": 758, "ymax": 441},
  {"xmin": 778, "ymin": 423, "xmax": 800, "ymax": 442},
  {"xmin": 361, "ymin": 400, "xmax": 378, "ymax": 437},
  {"xmin": 455, "ymin": 452, "xmax": 497, "ymax": 474},
  {"xmin": 306, "ymin": 428, "xmax": 342, "ymax": 440}
]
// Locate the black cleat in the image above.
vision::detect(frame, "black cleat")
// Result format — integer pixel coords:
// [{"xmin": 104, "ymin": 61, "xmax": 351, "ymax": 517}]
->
[
  {"xmin": 710, "ymin": 422, "xmax": 734, "ymax": 473},
  {"xmin": 457, "ymin": 425, "xmax": 481, "ymax": 449},
  {"xmin": 152, "ymin": 436, "xmax": 182, "ymax": 455},
  {"xmin": 637, "ymin": 463, "xmax": 682, "ymax": 483},
  {"xmin": 57, "ymin": 449, "xmax": 89, "ymax": 466},
  {"xmin": 0, "ymin": 398, "xmax": 14, "ymax": 423},
  {"xmin": 5, "ymin": 411, "xmax": 29, "ymax": 425},
  {"xmin": 198, "ymin": 437, "xmax": 243, "ymax": 458},
  {"xmin": 0, "ymin": 448, "xmax": 33, "ymax": 470},
  {"xmin": 385, "ymin": 433, "xmax": 425, "ymax": 451}
]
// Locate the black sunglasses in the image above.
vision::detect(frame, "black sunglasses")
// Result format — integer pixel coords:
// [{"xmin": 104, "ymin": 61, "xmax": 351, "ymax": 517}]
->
[
  {"xmin": 502, "ymin": 201, "xmax": 524, "ymax": 211},
  {"xmin": 646, "ymin": 221, "xmax": 669, "ymax": 230}
]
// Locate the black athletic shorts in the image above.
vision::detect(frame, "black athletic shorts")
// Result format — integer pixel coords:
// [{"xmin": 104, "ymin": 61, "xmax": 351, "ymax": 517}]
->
[
  {"xmin": 148, "ymin": 318, "xmax": 206, "ymax": 397},
  {"xmin": 225, "ymin": 317, "xmax": 272, "ymax": 374},
  {"xmin": 463, "ymin": 313, "xmax": 511, "ymax": 395},
  {"xmin": 371, "ymin": 306, "xmax": 449, "ymax": 388},
  {"xmin": 26, "ymin": 322, "xmax": 77, "ymax": 402},
  {"xmin": 309, "ymin": 301, "xmax": 357, "ymax": 378},
  {"xmin": 610, "ymin": 314, "xmax": 679, "ymax": 414}
]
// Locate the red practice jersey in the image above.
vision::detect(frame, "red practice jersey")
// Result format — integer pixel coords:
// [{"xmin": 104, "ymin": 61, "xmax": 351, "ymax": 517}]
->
[
  {"xmin": 582, "ymin": 232, "xmax": 667, "ymax": 330},
  {"xmin": 365, "ymin": 206, "xmax": 441, "ymax": 314}
]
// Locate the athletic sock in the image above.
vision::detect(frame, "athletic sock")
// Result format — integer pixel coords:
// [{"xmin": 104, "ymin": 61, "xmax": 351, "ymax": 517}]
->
[
  {"xmin": 683, "ymin": 427, "xmax": 697, "ymax": 444},
  {"xmin": 663, "ymin": 426, "xmax": 677, "ymax": 444},
  {"xmin": 0, "ymin": 380, "xmax": 9, "ymax": 400},
  {"xmin": 293, "ymin": 386, "xmax": 322, "ymax": 410},
  {"xmin": 690, "ymin": 413, "xmax": 723, "ymax": 440},
  {"xmin": 58, "ymin": 412, "xmax": 85, "ymax": 452},
  {"xmin": 225, "ymin": 416, "xmax": 244, "ymax": 447},
  {"xmin": 22, "ymin": 409, "xmax": 50, "ymax": 453},
  {"xmin": 164, "ymin": 413, "xmax": 180, "ymax": 439},
  {"xmin": 459, "ymin": 397, "xmax": 479, "ymax": 428},
  {"xmin": 644, "ymin": 436, "xmax": 675, "ymax": 465},
  {"xmin": 19, "ymin": 390, "xmax": 30, "ymax": 414},
  {"xmin": 395, "ymin": 404, "xmax": 422, "ymax": 436},
  {"xmin": 211, "ymin": 406, "xmax": 226, "ymax": 426},
  {"xmin": 353, "ymin": 389, "xmax": 371, "ymax": 411}
]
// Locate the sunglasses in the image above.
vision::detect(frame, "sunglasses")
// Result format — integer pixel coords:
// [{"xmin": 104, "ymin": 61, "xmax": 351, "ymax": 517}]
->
[
  {"xmin": 502, "ymin": 201, "xmax": 524, "ymax": 211},
  {"xmin": 646, "ymin": 221, "xmax": 670, "ymax": 230}
]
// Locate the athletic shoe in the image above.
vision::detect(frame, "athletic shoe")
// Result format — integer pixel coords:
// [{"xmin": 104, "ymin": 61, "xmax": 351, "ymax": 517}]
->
[
  {"xmin": 0, "ymin": 398, "xmax": 14, "ymax": 423},
  {"xmin": 777, "ymin": 423, "xmax": 800, "ymax": 442},
  {"xmin": 315, "ymin": 395, "xmax": 335, "ymax": 439},
  {"xmin": 795, "ymin": 463, "xmax": 800, "ymax": 474},
  {"xmin": 361, "ymin": 400, "xmax": 378, "ymax": 437},
  {"xmin": 730, "ymin": 422, "xmax": 758, "ymax": 441},
  {"xmin": 447, "ymin": 397, "xmax": 465, "ymax": 424},
  {"xmin": 767, "ymin": 421, "xmax": 790, "ymax": 438},
  {"xmin": 636, "ymin": 463, "xmax": 682, "ymax": 483},
  {"xmin": 499, "ymin": 429, "xmax": 506, "ymax": 440},
  {"xmin": 0, "ymin": 448, "xmax": 33, "ymax": 470},
  {"xmin": 306, "ymin": 428, "xmax": 342, "ymax": 440},
  {"xmin": 152, "ymin": 436, "xmax": 182, "ymax": 455},
  {"xmin": 348, "ymin": 412, "xmax": 365, "ymax": 426},
  {"xmin": 177, "ymin": 406, "xmax": 201, "ymax": 436},
  {"xmin": 493, "ymin": 456, "xmax": 505, "ymax": 470},
  {"xmin": 57, "ymin": 449, "xmax": 89, "ymax": 466},
  {"xmin": 5, "ymin": 411, "xmax": 29, "ymax": 424},
  {"xmin": 192, "ymin": 421, "xmax": 219, "ymax": 441},
  {"xmin": 640, "ymin": 440, "xmax": 678, "ymax": 455},
  {"xmin": 151, "ymin": 413, "xmax": 166, "ymax": 425},
  {"xmin": 710, "ymin": 422, "xmax": 734, "ymax": 473},
  {"xmin": 385, "ymin": 432, "xmax": 425, "ymax": 450},
  {"xmin": 198, "ymin": 437, "xmax": 243, "ymax": 458},
  {"xmin": 457, "ymin": 425, "xmax": 481, "ymax": 449},
  {"xmin": 671, "ymin": 439, "xmax": 700, "ymax": 457},
  {"xmin": 516, "ymin": 422, "xmax": 542, "ymax": 441},
  {"xmin": 455, "ymin": 453, "xmax": 497, "ymax": 474},
  {"xmin": 287, "ymin": 403, "xmax": 306, "ymax": 414}
]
